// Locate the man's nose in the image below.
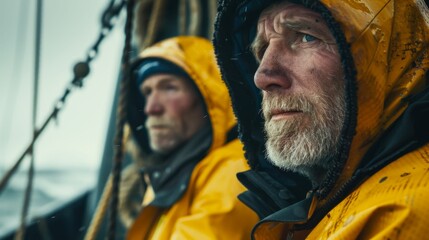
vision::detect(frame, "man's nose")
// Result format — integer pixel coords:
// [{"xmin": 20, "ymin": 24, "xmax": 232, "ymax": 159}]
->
[
  {"xmin": 144, "ymin": 93, "xmax": 163, "ymax": 116},
  {"xmin": 254, "ymin": 44, "xmax": 292, "ymax": 92}
]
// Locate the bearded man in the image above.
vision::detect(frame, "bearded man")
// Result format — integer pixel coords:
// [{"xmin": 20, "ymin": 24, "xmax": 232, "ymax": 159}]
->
[
  {"xmin": 214, "ymin": 0, "xmax": 429, "ymax": 239},
  {"xmin": 124, "ymin": 36, "xmax": 258, "ymax": 239}
]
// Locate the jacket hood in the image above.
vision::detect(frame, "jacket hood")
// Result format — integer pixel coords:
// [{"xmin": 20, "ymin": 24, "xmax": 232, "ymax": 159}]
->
[
  {"xmin": 128, "ymin": 36, "xmax": 237, "ymax": 155},
  {"xmin": 214, "ymin": 0, "xmax": 429, "ymax": 201}
]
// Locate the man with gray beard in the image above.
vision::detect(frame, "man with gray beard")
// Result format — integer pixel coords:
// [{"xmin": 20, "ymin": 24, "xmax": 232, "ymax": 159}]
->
[
  {"xmin": 262, "ymin": 91, "xmax": 345, "ymax": 183},
  {"xmin": 214, "ymin": 0, "xmax": 429, "ymax": 239}
]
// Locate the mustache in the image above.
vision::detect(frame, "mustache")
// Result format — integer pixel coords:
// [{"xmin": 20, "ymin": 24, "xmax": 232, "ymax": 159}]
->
[
  {"xmin": 145, "ymin": 117, "xmax": 175, "ymax": 128},
  {"xmin": 262, "ymin": 93, "xmax": 315, "ymax": 120}
]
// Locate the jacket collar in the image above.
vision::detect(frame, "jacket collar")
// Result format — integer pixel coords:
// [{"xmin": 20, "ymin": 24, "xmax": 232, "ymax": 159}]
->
[{"xmin": 141, "ymin": 125, "xmax": 212, "ymax": 208}]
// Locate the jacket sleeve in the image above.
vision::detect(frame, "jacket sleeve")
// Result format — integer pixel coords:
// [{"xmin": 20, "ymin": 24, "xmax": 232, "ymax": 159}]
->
[{"xmin": 170, "ymin": 155, "xmax": 259, "ymax": 240}]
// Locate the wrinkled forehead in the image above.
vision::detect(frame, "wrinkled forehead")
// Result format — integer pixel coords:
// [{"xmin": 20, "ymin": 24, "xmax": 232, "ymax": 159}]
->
[{"xmin": 258, "ymin": 1, "xmax": 327, "ymax": 32}]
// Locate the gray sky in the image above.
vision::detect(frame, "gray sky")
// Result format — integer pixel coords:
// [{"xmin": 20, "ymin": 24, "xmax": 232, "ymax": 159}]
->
[
  {"xmin": 0, "ymin": 1, "xmax": 129, "ymax": 233},
  {"xmin": 0, "ymin": 0, "xmax": 124, "ymax": 171}
]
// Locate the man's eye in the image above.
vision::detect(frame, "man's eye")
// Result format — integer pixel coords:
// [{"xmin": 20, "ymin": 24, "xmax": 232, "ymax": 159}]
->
[
  {"xmin": 141, "ymin": 89, "xmax": 151, "ymax": 97},
  {"xmin": 302, "ymin": 34, "xmax": 317, "ymax": 43},
  {"xmin": 164, "ymin": 85, "xmax": 178, "ymax": 91},
  {"xmin": 258, "ymin": 47, "xmax": 267, "ymax": 62},
  {"xmin": 254, "ymin": 44, "xmax": 267, "ymax": 63}
]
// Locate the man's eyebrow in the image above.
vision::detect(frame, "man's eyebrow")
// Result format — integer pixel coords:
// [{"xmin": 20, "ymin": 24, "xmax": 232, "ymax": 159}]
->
[
  {"xmin": 282, "ymin": 21, "xmax": 310, "ymax": 31},
  {"xmin": 157, "ymin": 77, "xmax": 176, "ymax": 84},
  {"xmin": 280, "ymin": 19, "xmax": 326, "ymax": 33},
  {"xmin": 280, "ymin": 19, "xmax": 336, "ymax": 44},
  {"xmin": 142, "ymin": 77, "xmax": 176, "ymax": 90},
  {"xmin": 250, "ymin": 34, "xmax": 266, "ymax": 61}
]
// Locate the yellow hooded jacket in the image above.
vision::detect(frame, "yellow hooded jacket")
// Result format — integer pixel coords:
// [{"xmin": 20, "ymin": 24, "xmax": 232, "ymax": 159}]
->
[
  {"xmin": 126, "ymin": 36, "xmax": 259, "ymax": 240},
  {"xmin": 214, "ymin": 0, "xmax": 429, "ymax": 239}
]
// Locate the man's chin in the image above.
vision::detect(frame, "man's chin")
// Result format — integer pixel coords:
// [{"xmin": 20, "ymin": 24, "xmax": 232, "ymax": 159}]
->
[
  {"xmin": 265, "ymin": 137, "xmax": 318, "ymax": 169},
  {"xmin": 150, "ymin": 144, "xmax": 176, "ymax": 155},
  {"xmin": 150, "ymin": 137, "xmax": 182, "ymax": 154},
  {"xmin": 266, "ymin": 152, "xmax": 300, "ymax": 170},
  {"xmin": 148, "ymin": 127, "xmax": 172, "ymax": 135},
  {"xmin": 266, "ymin": 118, "xmax": 310, "ymax": 133}
]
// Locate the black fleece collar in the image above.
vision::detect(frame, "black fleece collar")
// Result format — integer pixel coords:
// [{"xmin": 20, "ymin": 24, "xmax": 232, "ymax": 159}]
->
[{"xmin": 141, "ymin": 126, "xmax": 212, "ymax": 208}]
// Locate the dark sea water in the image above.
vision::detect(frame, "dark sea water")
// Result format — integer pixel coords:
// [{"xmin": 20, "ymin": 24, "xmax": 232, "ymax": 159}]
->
[{"xmin": 0, "ymin": 168, "xmax": 96, "ymax": 236}]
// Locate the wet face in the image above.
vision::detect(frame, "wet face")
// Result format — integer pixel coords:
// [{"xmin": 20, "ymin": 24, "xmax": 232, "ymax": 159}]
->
[
  {"xmin": 252, "ymin": 2, "xmax": 346, "ymax": 177},
  {"xmin": 141, "ymin": 73, "xmax": 206, "ymax": 154}
]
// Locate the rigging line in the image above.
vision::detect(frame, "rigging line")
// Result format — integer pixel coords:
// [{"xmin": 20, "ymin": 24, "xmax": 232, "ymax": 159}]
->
[
  {"xmin": 14, "ymin": 0, "xmax": 43, "ymax": 239},
  {"xmin": 33, "ymin": 0, "xmax": 42, "ymax": 135},
  {"xmin": 84, "ymin": 176, "xmax": 113, "ymax": 240},
  {"xmin": 135, "ymin": 0, "xmax": 153, "ymax": 50},
  {"xmin": 208, "ymin": 0, "xmax": 217, "ymax": 38},
  {"xmin": 142, "ymin": 0, "xmax": 165, "ymax": 48},
  {"xmin": 0, "ymin": 0, "xmax": 30, "ymax": 171},
  {"xmin": 188, "ymin": 0, "xmax": 201, "ymax": 35},
  {"xmin": 0, "ymin": 93, "xmax": 68, "ymax": 196},
  {"xmin": 179, "ymin": 0, "xmax": 187, "ymax": 35},
  {"xmin": 108, "ymin": 0, "xmax": 135, "ymax": 239},
  {"xmin": 0, "ymin": 0, "xmax": 125, "ymax": 196}
]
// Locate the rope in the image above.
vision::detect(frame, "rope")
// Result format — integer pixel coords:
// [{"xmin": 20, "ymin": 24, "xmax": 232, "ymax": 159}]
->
[
  {"xmin": 118, "ymin": 163, "xmax": 144, "ymax": 228},
  {"xmin": 107, "ymin": 0, "xmax": 135, "ymax": 239},
  {"xmin": 14, "ymin": 156, "xmax": 34, "ymax": 240},
  {"xmin": 208, "ymin": 0, "xmax": 217, "ymax": 38},
  {"xmin": 135, "ymin": 0, "xmax": 153, "ymax": 50},
  {"xmin": 84, "ymin": 127, "xmax": 140, "ymax": 239},
  {"xmin": 142, "ymin": 0, "xmax": 166, "ymax": 48},
  {"xmin": 178, "ymin": 0, "xmax": 187, "ymax": 35},
  {"xmin": 84, "ymin": 176, "xmax": 113, "ymax": 240},
  {"xmin": 188, "ymin": 0, "xmax": 201, "ymax": 35},
  {"xmin": 135, "ymin": 0, "xmax": 218, "ymax": 48}
]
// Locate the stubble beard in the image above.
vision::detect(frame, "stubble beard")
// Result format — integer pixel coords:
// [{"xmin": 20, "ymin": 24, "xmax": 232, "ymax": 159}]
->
[
  {"xmin": 146, "ymin": 117, "xmax": 184, "ymax": 154},
  {"xmin": 262, "ymin": 87, "xmax": 345, "ymax": 181}
]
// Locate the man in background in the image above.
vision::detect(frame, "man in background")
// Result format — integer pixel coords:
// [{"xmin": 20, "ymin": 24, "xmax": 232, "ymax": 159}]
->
[{"xmin": 123, "ymin": 36, "xmax": 258, "ymax": 239}]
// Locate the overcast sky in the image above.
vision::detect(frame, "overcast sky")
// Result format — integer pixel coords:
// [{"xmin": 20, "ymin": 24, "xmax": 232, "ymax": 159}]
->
[{"xmin": 0, "ymin": 0, "xmax": 125, "ymax": 172}]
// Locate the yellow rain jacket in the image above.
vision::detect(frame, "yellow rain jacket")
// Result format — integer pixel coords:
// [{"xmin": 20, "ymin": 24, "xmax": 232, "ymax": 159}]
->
[
  {"xmin": 126, "ymin": 36, "xmax": 259, "ymax": 239},
  {"xmin": 214, "ymin": 0, "xmax": 429, "ymax": 239}
]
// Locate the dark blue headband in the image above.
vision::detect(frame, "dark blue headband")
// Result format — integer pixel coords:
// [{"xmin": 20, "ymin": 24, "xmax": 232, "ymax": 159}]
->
[{"xmin": 135, "ymin": 58, "xmax": 190, "ymax": 86}]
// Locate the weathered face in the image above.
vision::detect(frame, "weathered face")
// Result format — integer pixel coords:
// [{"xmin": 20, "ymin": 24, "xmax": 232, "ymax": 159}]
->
[
  {"xmin": 252, "ymin": 1, "xmax": 346, "ymax": 177},
  {"xmin": 141, "ymin": 73, "xmax": 206, "ymax": 154}
]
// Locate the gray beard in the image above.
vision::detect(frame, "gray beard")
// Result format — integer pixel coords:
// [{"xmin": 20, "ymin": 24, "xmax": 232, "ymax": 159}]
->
[{"xmin": 263, "ymin": 90, "xmax": 345, "ymax": 185}]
